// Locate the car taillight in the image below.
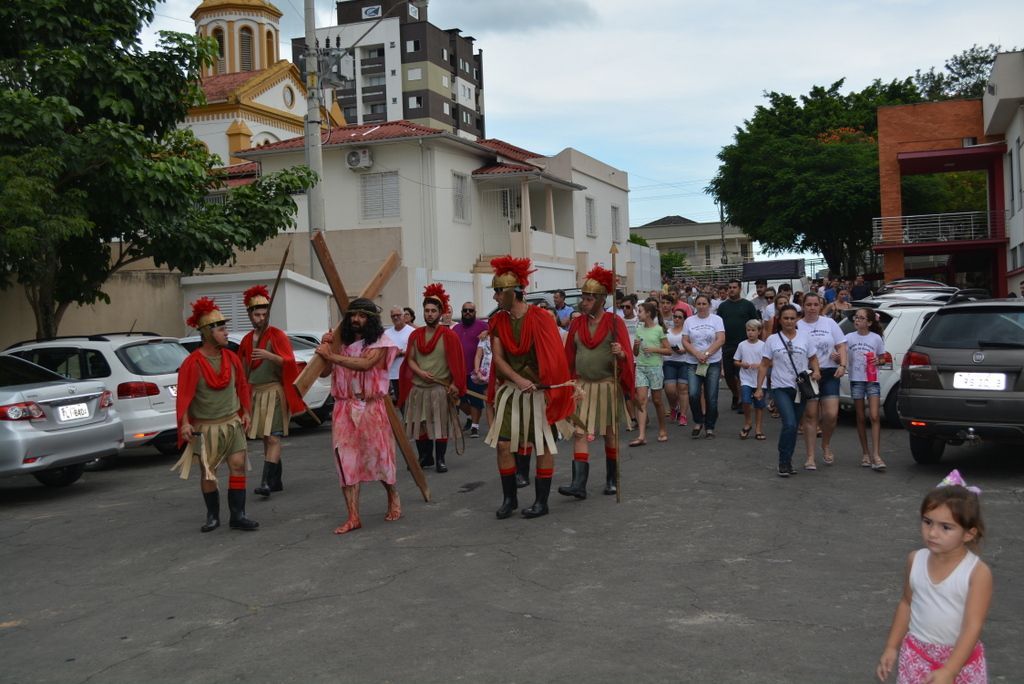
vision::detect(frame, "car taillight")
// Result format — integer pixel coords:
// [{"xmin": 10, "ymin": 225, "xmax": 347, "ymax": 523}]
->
[
  {"xmin": 99, "ymin": 391, "xmax": 114, "ymax": 408},
  {"xmin": 879, "ymin": 352, "xmax": 893, "ymax": 369},
  {"xmin": 117, "ymin": 381, "xmax": 160, "ymax": 399},
  {"xmin": 902, "ymin": 351, "xmax": 931, "ymax": 369},
  {"xmin": 0, "ymin": 402, "xmax": 44, "ymax": 421}
]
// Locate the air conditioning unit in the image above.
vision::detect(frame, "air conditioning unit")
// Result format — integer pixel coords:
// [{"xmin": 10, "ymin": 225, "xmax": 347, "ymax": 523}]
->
[{"xmin": 346, "ymin": 148, "xmax": 373, "ymax": 170}]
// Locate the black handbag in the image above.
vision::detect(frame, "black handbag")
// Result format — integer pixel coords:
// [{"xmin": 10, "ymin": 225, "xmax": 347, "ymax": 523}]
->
[{"xmin": 778, "ymin": 332, "xmax": 818, "ymax": 402}]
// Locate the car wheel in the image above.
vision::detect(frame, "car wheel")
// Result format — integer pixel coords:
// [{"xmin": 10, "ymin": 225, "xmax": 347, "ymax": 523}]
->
[
  {"xmin": 33, "ymin": 463, "xmax": 86, "ymax": 487},
  {"xmin": 883, "ymin": 386, "xmax": 902, "ymax": 429},
  {"xmin": 155, "ymin": 442, "xmax": 180, "ymax": 456},
  {"xmin": 909, "ymin": 434, "xmax": 945, "ymax": 464}
]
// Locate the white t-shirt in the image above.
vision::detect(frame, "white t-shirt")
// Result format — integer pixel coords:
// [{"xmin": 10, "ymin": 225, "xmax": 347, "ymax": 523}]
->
[
  {"xmin": 797, "ymin": 316, "xmax": 846, "ymax": 369},
  {"xmin": 734, "ymin": 339, "xmax": 766, "ymax": 388},
  {"xmin": 622, "ymin": 315, "xmax": 639, "ymax": 344},
  {"xmin": 844, "ymin": 331, "xmax": 885, "ymax": 382},
  {"xmin": 383, "ymin": 324, "xmax": 414, "ymax": 380},
  {"xmin": 665, "ymin": 327, "xmax": 687, "ymax": 363},
  {"xmin": 710, "ymin": 298, "xmax": 722, "ymax": 314},
  {"xmin": 682, "ymin": 314, "xmax": 726, "ymax": 363},
  {"xmin": 476, "ymin": 337, "xmax": 492, "ymax": 380},
  {"xmin": 763, "ymin": 330, "xmax": 813, "ymax": 389},
  {"xmin": 763, "ymin": 302, "xmax": 802, "ymax": 321}
]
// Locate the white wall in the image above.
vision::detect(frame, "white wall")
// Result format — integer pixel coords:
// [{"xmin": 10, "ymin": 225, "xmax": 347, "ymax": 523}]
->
[
  {"xmin": 1004, "ymin": 107, "xmax": 1024, "ymax": 284},
  {"xmin": 317, "ymin": 18, "xmax": 402, "ymax": 124}
]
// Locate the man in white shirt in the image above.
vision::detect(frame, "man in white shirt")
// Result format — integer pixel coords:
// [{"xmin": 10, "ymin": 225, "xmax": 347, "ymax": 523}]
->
[
  {"xmin": 383, "ymin": 306, "xmax": 414, "ymax": 401},
  {"xmin": 749, "ymin": 279, "xmax": 770, "ymax": 312}
]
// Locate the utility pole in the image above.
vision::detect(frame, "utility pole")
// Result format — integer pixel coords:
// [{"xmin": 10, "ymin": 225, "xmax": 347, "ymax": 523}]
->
[
  {"xmin": 719, "ymin": 202, "xmax": 728, "ymax": 266},
  {"xmin": 304, "ymin": 0, "xmax": 325, "ymax": 281}
]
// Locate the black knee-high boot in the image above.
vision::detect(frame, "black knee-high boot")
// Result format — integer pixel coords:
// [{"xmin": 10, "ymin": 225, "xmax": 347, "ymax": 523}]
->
[
  {"xmin": 557, "ymin": 460, "xmax": 589, "ymax": 500},
  {"xmin": 604, "ymin": 458, "xmax": 618, "ymax": 495},
  {"xmin": 522, "ymin": 475, "xmax": 552, "ymax": 518},
  {"xmin": 269, "ymin": 461, "xmax": 283, "ymax": 492},
  {"xmin": 495, "ymin": 472, "xmax": 518, "ymax": 519},
  {"xmin": 254, "ymin": 461, "xmax": 272, "ymax": 497},
  {"xmin": 416, "ymin": 439, "xmax": 434, "ymax": 467},
  {"xmin": 201, "ymin": 490, "xmax": 220, "ymax": 533},
  {"xmin": 514, "ymin": 451, "xmax": 531, "ymax": 488},
  {"xmin": 435, "ymin": 439, "xmax": 448, "ymax": 473},
  {"xmin": 227, "ymin": 483, "xmax": 259, "ymax": 531}
]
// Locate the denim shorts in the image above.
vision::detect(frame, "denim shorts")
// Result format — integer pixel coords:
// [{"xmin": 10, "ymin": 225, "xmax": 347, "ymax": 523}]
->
[
  {"xmin": 850, "ymin": 381, "xmax": 881, "ymax": 400},
  {"xmin": 663, "ymin": 360, "xmax": 688, "ymax": 384},
  {"xmin": 741, "ymin": 385, "xmax": 766, "ymax": 409},
  {"xmin": 815, "ymin": 367, "xmax": 840, "ymax": 399},
  {"xmin": 636, "ymin": 364, "xmax": 664, "ymax": 391}
]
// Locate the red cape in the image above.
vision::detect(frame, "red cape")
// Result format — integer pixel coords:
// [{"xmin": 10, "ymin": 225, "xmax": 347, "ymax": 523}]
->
[
  {"xmin": 238, "ymin": 326, "xmax": 307, "ymax": 416},
  {"xmin": 565, "ymin": 312, "xmax": 636, "ymax": 400},
  {"xmin": 487, "ymin": 306, "xmax": 575, "ymax": 424},
  {"xmin": 175, "ymin": 348, "xmax": 251, "ymax": 448},
  {"xmin": 397, "ymin": 325, "xmax": 467, "ymax": 407}
]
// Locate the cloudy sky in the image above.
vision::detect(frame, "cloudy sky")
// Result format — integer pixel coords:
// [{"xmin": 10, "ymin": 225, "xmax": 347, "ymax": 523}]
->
[{"xmin": 145, "ymin": 0, "xmax": 1024, "ymax": 233}]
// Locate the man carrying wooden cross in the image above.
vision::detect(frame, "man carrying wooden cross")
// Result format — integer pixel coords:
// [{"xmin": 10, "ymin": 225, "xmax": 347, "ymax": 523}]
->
[
  {"xmin": 485, "ymin": 256, "xmax": 574, "ymax": 519},
  {"xmin": 398, "ymin": 284, "xmax": 465, "ymax": 474},
  {"xmin": 238, "ymin": 285, "xmax": 306, "ymax": 498},
  {"xmin": 315, "ymin": 298, "xmax": 401, "ymax": 535}
]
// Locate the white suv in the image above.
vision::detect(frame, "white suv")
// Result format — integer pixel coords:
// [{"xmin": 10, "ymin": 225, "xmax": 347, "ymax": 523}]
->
[
  {"xmin": 3, "ymin": 334, "xmax": 187, "ymax": 454},
  {"xmin": 837, "ymin": 301, "xmax": 942, "ymax": 427}
]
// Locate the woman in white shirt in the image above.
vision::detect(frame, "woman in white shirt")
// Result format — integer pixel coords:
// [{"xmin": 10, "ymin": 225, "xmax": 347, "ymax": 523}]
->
[
  {"xmin": 796, "ymin": 293, "xmax": 847, "ymax": 469},
  {"xmin": 682, "ymin": 294, "xmax": 726, "ymax": 439},
  {"xmin": 663, "ymin": 309, "xmax": 690, "ymax": 427},
  {"xmin": 755, "ymin": 305, "xmax": 821, "ymax": 478}
]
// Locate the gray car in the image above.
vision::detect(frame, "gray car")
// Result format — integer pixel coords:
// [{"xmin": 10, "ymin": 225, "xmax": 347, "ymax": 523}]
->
[
  {"xmin": 898, "ymin": 299, "xmax": 1024, "ymax": 463},
  {"xmin": 0, "ymin": 355, "xmax": 123, "ymax": 486}
]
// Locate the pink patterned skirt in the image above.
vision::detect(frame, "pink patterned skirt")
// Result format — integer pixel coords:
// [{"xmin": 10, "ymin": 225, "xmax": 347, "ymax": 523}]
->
[
  {"xmin": 331, "ymin": 396, "xmax": 396, "ymax": 486},
  {"xmin": 897, "ymin": 633, "xmax": 987, "ymax": 684}
]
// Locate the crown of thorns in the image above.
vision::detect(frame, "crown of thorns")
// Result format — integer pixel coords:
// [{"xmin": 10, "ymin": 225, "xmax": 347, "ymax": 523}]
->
[{"xmin": 345, "ymin": 298, "xmax": 381, "ymax": 317}]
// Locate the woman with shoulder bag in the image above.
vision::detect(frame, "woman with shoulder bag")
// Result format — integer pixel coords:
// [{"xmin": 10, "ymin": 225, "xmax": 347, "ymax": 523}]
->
[{"xmin": 754, "ymin": 305, "xmax": 821, "ymax": 478}]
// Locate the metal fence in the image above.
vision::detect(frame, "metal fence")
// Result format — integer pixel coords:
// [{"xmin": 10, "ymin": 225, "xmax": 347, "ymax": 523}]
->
[{"xmin": 872, "ymin": 211, "xmax": 1005, "ymax": 245}]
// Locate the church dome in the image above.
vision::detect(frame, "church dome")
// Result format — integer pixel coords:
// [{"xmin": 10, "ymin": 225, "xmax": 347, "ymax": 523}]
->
[{"xmin": 191, "ymin": 0, "xmax": 282, "ymax": 21}]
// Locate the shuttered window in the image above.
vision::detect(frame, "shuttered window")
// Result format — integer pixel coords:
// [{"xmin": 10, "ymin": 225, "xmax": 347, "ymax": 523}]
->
[
  {"xmin": 239, "ymin": 27, "xmax": 254, "ymax": 72},
  {"xmin": 361, "ymin": 172, "xmax": 400, "ymax": 220},
  {"xmin": 611, "ymin": 205, "xmax": 621, "ymax": 243},
  {"xmin": 585, "ymin": 197, "xmax": 596, "ymax": 237},
  {"xmin": 452, "ymin": 172, "xmax": 469, "ymax": 222},
  {"xmin": 213, "ymin": 29, "xmax": 226, "ymax": 74}
]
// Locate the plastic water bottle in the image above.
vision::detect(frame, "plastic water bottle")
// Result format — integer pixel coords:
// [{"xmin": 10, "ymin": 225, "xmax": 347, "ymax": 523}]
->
[{"xmin": 865, "ymin": 351, "xmax": 877, "ymax": 382}]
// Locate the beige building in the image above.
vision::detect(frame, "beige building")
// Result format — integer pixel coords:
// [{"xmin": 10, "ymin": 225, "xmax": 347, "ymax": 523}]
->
[{"xmin": 631, "ymin": 215, "xmax": 752, "ymax": 269}]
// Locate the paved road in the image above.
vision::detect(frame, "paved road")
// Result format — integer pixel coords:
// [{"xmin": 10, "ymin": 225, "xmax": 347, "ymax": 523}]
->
[{"xmin": 2, "ymin": 402, "xmax": 1022, "ymax": 683}]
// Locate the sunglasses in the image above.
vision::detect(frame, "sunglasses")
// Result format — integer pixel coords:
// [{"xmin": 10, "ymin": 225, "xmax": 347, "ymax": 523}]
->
[{"xmin": 462, "ymin": 308, "xmax": 475, "ymax": 313}]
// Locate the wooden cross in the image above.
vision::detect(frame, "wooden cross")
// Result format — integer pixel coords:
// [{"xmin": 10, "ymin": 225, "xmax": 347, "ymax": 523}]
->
[{"xmin": 292, "ymin": 232, "xmax": 431, "ymax": 502}]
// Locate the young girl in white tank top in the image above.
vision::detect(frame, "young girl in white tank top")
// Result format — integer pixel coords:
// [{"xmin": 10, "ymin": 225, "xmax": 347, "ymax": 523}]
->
[{"xmin": 876, "ymin": 471, "xmax": 992, "ymax": 683}]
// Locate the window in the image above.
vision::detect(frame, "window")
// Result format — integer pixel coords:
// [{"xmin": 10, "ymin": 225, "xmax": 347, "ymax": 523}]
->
[
  {"xmin": 611, "ymin": 205, "xmax": 621, "ymax": 243},
  {"xmin": 462, "ymin": 110, "xmax": 472, "ymax": 124},
  {"xmin": 343, "ymin": 106, "xmax": 357, "ymax": 121},
  {"xmin": 442, "ymin": 48, "xmax": 448, "ymax": 61},
  {"xmin": 1011, "ymin": 147, "xmax": 1016, "ymax": 215},
  {"xmin": 239, "ymin": 27, "xmax": 254, "ymax": 72},
  {"xmin": 441, "ymin": 75, "xmax": 449, "ymax": 88},
  {"xmin": 740, "ymin": 243, "xmax": 749, "ymax": 260},
  {"xmin": 405, "ymin": 39, "xmax": 420, "ymax": 53},
  {"xmin": 443, "ymin": 102, "xmax": 450, "ymax": 116},
  {"xmin": 705, "ymin": 244, "xmax": 712, "ymax": 266},
  {"xmin": 361, "ymin": 172, "xmax": 400, "ymax": 220},
  {"xmin": 368, "ymin": 103, "xmax": 386, "ymax": 114},
  {"xmin": 391, "ymin": 97, "xmax": 397, "ymax": 104},
  {"xmin": 1018, "ymin": 138, "xmax": 1023, "ymax": 212},
  {"xmin": 364, "ymin": 74, "xmax": 385, "ymax": 87},
  {"xmin": 365, "ymin": 47, "xmax": 384, "ymax": 59},
  {"xmin": 390, "ymin": 69, "xmax": 396, "ymax": 76},
  {"xmin": 473, "ymin": 67, "xmax": 479, "ymax": 80},
  {"xmin": 585, "ymin": 197, "xmax": 596, "ymax": 237},
  {"xmin": 265, "ymin": 29, "xmax": 275, "ymax": 63},
  {"xmin": 408, "ymin": 95, "xmax": 423, "ymax": 109},
  {"xmin": 452, "ymin": 172, "xmax": 470, "ymax": 222},
  {"xmin": 212, "ymin": 28, "xmax": 226, "ymax": 74},
  {"xmin": 407, "ymin": 67, "xmax": 422, "ymax": 81}
]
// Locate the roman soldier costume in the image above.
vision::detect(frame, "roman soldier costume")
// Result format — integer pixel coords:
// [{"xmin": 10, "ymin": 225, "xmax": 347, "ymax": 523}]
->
[
  {"xmin": 237, "ymin": 285, "xmax": 306, "ymax": 497},
  {"xmin": 485, "ymin": 256, "xmax": 574, "ymax": 519},
  {"xmin": 398, "ymin": 283, "xmax": 466, "ymax": 473},
  {"xmin": 173, "ymin": 298, "xmax": 258, "ymax": 532},
  {"xmin": 559, "ymin": 265, "xmax": 636, "ymax": 499}
]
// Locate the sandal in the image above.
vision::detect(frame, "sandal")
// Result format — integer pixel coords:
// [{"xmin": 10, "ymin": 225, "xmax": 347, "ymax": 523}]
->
[
  {"xmin": 823, "ymin": 449, "xmax": 835, "ymax": 465},
  {"xmin": 872, "ymin": 458, "xmax": 887, "ymax": 472},
  {"xmin": 691, "ymin": 426, "xmax": 703, "ymax": 439},
  {"xmin": 740, "ymin": 426, "xmax": 752, "ymax": 440},
  {"xmin": 803, "ymin": 462, "xmax": 817, "ymax": 471},
  {"xmin": 860, "ymin": 455, "xmax": 872, "ymax": 468},
  {"xmin": 755, "ymin": 433, "xmax": 767, "ymax": 441},
  {"xmin": 657, "ymin": 433, "xmax": 669, "ymax": 442},
  {"xmin": 628, "ymin": 438, "xmax": 646, "ymax": 447}
]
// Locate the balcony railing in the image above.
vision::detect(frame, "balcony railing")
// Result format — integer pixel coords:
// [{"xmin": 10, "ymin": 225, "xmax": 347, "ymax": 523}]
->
[{"xmin": 872, "ymin": 211, "xmax": 1006, "ymax": 245}]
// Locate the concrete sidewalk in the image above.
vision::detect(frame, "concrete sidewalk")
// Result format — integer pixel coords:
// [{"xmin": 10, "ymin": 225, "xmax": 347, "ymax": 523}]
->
[{"xmin": 1, "ymin": 404, "xmax": 1022, "ymax": 683}]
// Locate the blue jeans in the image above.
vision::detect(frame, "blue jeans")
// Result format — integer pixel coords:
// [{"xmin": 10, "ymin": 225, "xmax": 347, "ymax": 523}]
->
[
  {"xmin": 686, "ymin": 362, "xmax": 721, "ymax": 429},
  {"xmin": 772, "ymin": 387, "xmax": 806, "ymax": 468}
]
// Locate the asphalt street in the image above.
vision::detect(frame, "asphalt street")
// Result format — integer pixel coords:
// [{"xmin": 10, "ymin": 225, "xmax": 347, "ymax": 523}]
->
[{"xmin": 2, "ymin": 401, "xmax": 1022, "ymax": 683}]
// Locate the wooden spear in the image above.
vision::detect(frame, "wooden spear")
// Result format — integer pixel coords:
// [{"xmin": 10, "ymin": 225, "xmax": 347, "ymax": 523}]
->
[{"xmin": 610, "ymin": 243, "xmax": 622, "ymax": 503}]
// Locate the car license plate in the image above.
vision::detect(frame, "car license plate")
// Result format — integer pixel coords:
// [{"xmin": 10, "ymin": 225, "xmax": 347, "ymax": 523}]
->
[
  {"xmin": 167, "ymin": 385, "xmax": 177, "ymax": 397},
  {"xmin": 58, "ymin": 403, "xmax": 90, "ymax": 421},
  {"xmin": 953, "ymin": 372, "xmax": 1006, "ymax": 391}
]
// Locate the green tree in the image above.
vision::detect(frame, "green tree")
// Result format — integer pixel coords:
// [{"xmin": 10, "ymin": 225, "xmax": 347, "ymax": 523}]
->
[
  {"xmin": 628, "ymin": 233, "xmax": 649, "ymax": 246},
  {"xmin": 914, "ymin": 44, "xmax": 1009, "ymax": 100},
  {"xmin": 660, "ymin": 250, "xmax": 689, "ymax": 277},
  {"xmin": 707, "ymin": 79, "xmax": 920, "ymax": 275},
  {"xmin": 0, "ymin": 0, "xmax": 316, "ymax": 339}
]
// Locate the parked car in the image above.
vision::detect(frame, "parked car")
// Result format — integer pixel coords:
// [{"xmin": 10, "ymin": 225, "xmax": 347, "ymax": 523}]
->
[
  {"xmin": 3, "ymin": 333, "xmax": 185, "ymax": 456},
  {"xmin": 488, "ymin": 287, "xmax": 583, "ymax": 318},
  {"xmin": 0, "ymin": 355, "xmax": 123, "ymax": 486},
  {"xmin": 179, "ymin": 333, "xmax": 333, "ymax": 427},
  {"xmin": 898, "ymin": 299, "xmax": 1024, "ymax": 463},
  {"xmin": 837, "ymin": 301, "xmax": 943, "ymax": 427}
]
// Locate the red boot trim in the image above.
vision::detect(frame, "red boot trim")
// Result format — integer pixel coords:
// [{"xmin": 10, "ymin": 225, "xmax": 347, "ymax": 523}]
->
[
  {"xmin": 605, "ymin": 446, "xmax": 619, "ymax": 461},
  {"xmin": 573, "ymin": 452, "xmax": 590, "ymax": 462},
  {"xmin": 536, "ymin": 468, "xmax": 554, "ymax": 479},
  {"xmin": 499, "ymin": 467, "xmax": 517, "ymax": 476},
  {"xmin": 228, "ymin": 475, "xmax": 246, "ymax": 490}
]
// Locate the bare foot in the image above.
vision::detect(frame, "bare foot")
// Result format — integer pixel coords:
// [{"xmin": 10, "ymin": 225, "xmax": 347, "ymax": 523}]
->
[
  {"xmin": 385, "ymin": 502, "xmax": 402, "ymax": 521},
  {"xmin": 333, "ymin": 518, "xmax": 362, "ymax": 534}
]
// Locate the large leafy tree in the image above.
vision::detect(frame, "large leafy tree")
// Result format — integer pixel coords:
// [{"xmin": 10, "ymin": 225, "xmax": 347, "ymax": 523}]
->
[
  {"xmin": 914, "ymin": 44, "xmax": 1011, "ymax": 100},
  {"xmin": 0, "ymin": 0, "xmax": 316, "ymax": 339},
  {"xmin": 708, "ymin": 79, "xmax": 918, "ymax": 275}
]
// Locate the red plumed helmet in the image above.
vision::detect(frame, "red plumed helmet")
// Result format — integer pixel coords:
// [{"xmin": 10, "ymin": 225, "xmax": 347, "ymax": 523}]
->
[
  {"xmin": 186, "ymin": 297, "xmax": 228, "ymax": 329},
  {"xmin": 243, "ymin": 284, "xmax": 271, "ymax": 309},
  {"xmin": 422, "ymin": 283, "xmax": 451, "ymax": 314},
  {"xmin": 582, "ymin": 265, "xmax": 615, "ymax": 296},
  {"xmin": 490, "ymin": 255, "xmax": 534, "ymax": 289}
]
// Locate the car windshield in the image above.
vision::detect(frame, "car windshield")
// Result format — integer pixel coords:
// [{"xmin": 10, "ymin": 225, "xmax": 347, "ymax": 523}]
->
[
  {"xmin": 287, "ymin": 336, "xmax": 317, "ymax": 351},
  {"xmin": 117, "ymin": 340, "xmax": 189, "ymax": 375},
  {"xmin": 915, "ymin": 308, "xmax": 1024, "ymax": 348},
  {"xmin": 0, "ymin": 355, "xmax": 65, "ymax": 386}
]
